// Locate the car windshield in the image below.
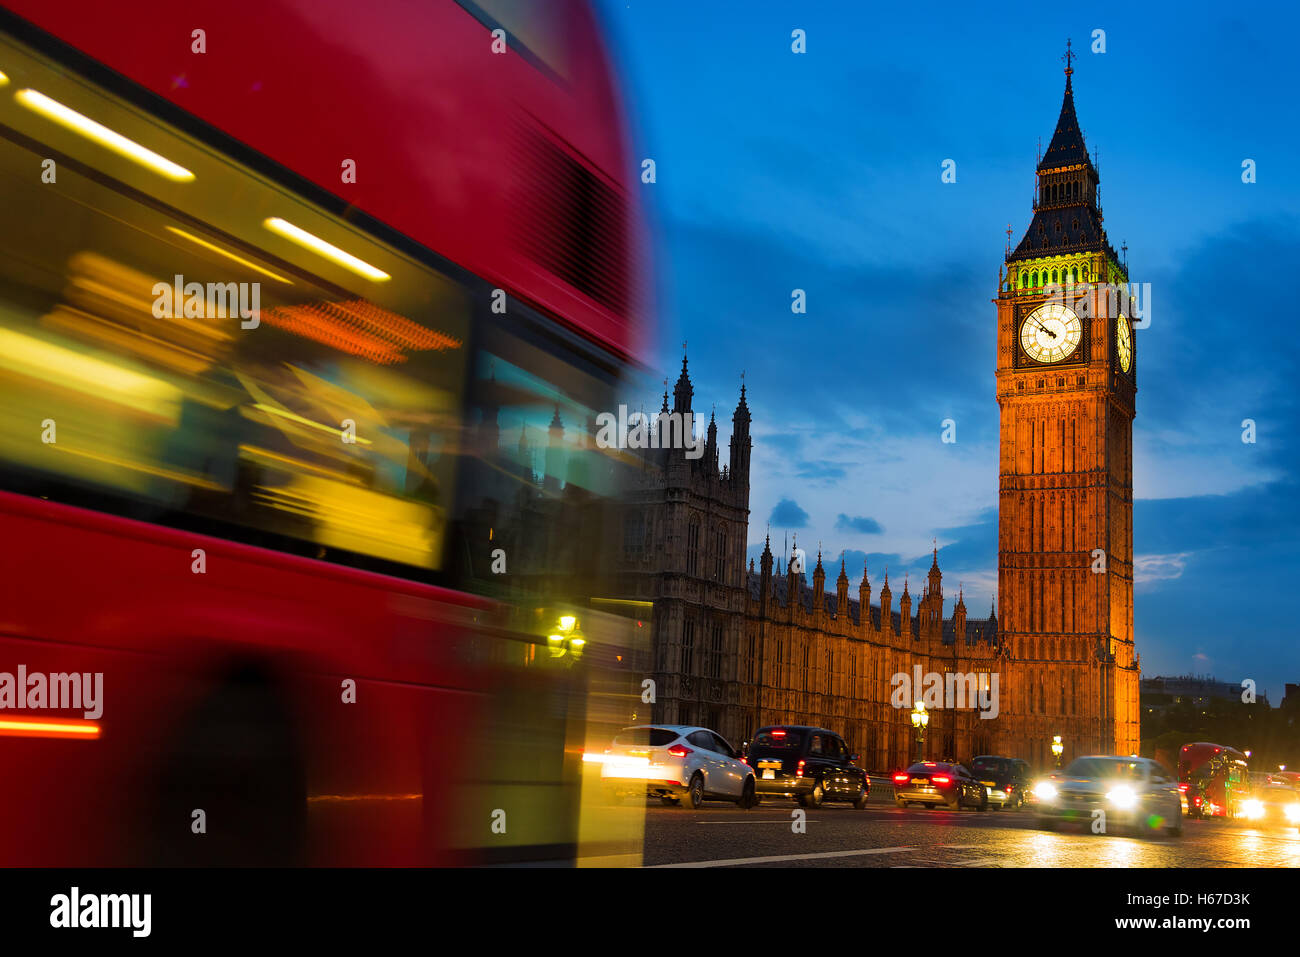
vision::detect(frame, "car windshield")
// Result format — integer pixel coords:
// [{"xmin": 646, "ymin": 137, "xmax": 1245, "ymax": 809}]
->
[
  {"xmin": 1066, "ymin": 758, "xmax": 1145, "ymax": 780},
  {"xmin": 753, "ymin": 730, "xmax": 802, "ymax": 749},
  {"xmin": 613, "ymin": 728, "xmax": 678, "ymax": 747},
  {"xmin": 971, "ymin": 758, "xmax": 1007, "ymax": 775},
  {"xmin": 907, "ymin": 763, "xmax": 950, "ymax": 773}
]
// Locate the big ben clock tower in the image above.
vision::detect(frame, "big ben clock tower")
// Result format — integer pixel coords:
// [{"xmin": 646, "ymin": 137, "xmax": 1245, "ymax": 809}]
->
[{"xmin": 995, "ymin": 43, "xmax": 1140, "ymax": 762}]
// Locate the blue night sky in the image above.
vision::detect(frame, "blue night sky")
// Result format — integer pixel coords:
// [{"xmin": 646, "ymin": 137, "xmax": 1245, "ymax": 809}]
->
[{"xmin": 595, "ymin": 0, "xmax": 1300, "ymax": 702}]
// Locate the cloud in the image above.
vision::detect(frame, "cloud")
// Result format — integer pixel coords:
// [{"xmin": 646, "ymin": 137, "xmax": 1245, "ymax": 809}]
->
[
  {"xmin": 1134, "ymin": 552, "xmax": 1192, "ymax": 585},
  {"xmin": 836, "ymin": 513, "xmax": 883, "ymax": 534},
  {"xmin": 769, "ymin": 497, "xmax": 810, "ymax": 528},
  {"xmin": 796, "ymin": 461, "xmax": 847, "ymax": 484}
]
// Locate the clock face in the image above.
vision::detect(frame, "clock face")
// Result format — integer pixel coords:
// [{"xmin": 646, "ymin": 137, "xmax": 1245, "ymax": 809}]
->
[
  {"xmin": 1117, "ymin": 315, "xmax": 1132, "ymax": 373},
  {"xmin": 1019, "ymin": 303, "xmax": 1083, "ymax": 364}
]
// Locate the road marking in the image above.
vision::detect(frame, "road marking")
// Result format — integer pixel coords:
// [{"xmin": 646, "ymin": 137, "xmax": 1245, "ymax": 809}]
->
[
  {"xmin": 693, "ymin": 820, "xmax": 823, "ymax": 825},
  {"xmin": 647, "ymin": 845, "xmax": 919, "ymax": 868}
]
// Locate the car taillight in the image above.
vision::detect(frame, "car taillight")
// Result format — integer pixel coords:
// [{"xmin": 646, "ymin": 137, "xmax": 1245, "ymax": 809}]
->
[
  {"xmin": 797, "ymin": 759, "xmax": 806, "ymax": 777},
  {"xmin": 892, "ymin": 772, "xmax": 909, "ymax": 784},
  {"xmin": 932, "ymin": 775, "xmax": 952, "ymax": 786},
  {"xmin": 1005, "ymin": 784, "xmax": 1013, "ymax": 791},
  {"xmin": 1178, "ymin": 783, "xmax": 1188, "ymax": 793},
  {"xmin": 667, "ymin": 745, "xmax": 692, "ymax": 757}
]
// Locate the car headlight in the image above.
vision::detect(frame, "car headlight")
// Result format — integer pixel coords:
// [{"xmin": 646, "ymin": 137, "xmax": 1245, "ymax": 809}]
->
[
  {"xmin": 1241, "ymin": 799, "xmax": 1265, "ymax": 820},
  {"xmin": 1285, "ymin": 804, "xmax": 1300, "ymax": 823},
  {"xmin": 1106, "ymin": 785, "xmax": 1137, "ymax": 809},
  {"xmin": 1033, "ymin": 781, "xmax": 1057, "ymax": 801}
]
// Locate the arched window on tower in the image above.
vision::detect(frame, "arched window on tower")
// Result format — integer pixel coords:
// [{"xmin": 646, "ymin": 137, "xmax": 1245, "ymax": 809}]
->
[
  {"xmin": 709, "ymin": 621, "xmax": 724, "ymax": 678},
  {"xmin": 1021, "ymin": 272, "xmax": 1028, "ymax": 289},
  {"xmin": 1032, "ymin": 270, "xmax": 1039, "ymax": 287},
  {"xmin": 714, "ymin": 527, "xmax": 726, "ymax": 582}
]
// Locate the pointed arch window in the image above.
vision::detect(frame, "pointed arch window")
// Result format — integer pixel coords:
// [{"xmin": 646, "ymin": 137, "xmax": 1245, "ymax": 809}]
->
[{"xmin": 709, "ymin": 621, "xmax": 724, "ymax": 678}]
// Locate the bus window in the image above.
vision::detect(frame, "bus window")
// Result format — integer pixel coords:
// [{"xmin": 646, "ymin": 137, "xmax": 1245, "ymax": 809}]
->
[
  {"xmin": 448, "ymin": 308, "xmax": 633, "ymax": 601},
  {"xmin": 0, "ymin": 36, "xmax": 471, "ymax": 571}
]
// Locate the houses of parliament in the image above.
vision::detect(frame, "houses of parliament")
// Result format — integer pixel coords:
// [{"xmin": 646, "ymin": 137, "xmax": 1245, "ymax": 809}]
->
[{"xmin": 614, "ymin": 52, "xmax": 1141, "ymax": 770}]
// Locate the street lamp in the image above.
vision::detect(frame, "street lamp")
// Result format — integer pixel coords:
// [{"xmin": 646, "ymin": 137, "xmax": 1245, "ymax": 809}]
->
[
  {"xmin": 910, "ymin": 701, "xmax": 929, "ymax": 763},
  {"xmin": 1051, "ymin": 735, "xmax": 1063, "ymax": 769}
]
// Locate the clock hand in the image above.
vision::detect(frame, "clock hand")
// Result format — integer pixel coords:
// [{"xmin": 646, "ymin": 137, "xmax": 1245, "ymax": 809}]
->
[{"xmin": 1032, "ymin": 317, "xmax": 1058, "ymax": 339}]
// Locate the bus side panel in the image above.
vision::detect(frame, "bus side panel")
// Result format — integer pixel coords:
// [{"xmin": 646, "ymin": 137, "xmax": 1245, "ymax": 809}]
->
[{"xmin": 0, "ymin": 492, "xmax": 496, "ymax": 865}]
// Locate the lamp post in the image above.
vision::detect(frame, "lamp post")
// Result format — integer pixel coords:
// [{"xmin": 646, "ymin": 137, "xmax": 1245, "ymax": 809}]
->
[
  {"xmin": 910, "ymin": 701, "xmax": 929, "ymax": 763},
  {"xmin": 1051, "ymin": 735, "xmax": 1063, "ymax": 769}
]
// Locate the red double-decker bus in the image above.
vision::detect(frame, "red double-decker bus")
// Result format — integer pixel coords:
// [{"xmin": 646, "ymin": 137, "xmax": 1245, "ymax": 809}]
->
[
  {"xmin": 1178, "ymin": 742, "xmax": 1249, "ymax": 819},
  {"xmin": 0, "ymin": 0, "xmax": 650, "ymax": 865}
]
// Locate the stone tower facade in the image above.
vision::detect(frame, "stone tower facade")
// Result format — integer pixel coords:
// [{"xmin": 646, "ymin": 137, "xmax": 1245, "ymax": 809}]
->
[
  {"xmin": 996, "ymin": 50, "xmax": 1140, "ymax": 762},
  {"xmin": 614, "ymin": 355, "xmax": 753, "ymax": 744}
]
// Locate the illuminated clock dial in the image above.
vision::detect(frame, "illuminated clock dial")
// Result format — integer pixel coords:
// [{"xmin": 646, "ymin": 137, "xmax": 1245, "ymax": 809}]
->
[
  {"xmin": 1117, "ymin": 315, "xmax": 1132, "ymax": 372},
  {"xmin": 1019, "ymin": 303, "xmax": 1082, "ymax": 363}
]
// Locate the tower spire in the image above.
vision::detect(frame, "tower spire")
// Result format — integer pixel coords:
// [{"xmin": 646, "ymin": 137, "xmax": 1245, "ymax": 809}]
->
[{"xmin": 673, "ymin": 346, "xmax": 693, "ymax": 414}]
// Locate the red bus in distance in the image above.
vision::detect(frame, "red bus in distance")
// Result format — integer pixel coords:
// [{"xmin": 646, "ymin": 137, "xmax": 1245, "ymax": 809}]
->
[
  {"xmin": 1178, "ymin": 742, "xmax": 1249, "ymax": 819},
  {"xmin": 0, "ymin": 0, "xmax": 650, "ymax": 865}
]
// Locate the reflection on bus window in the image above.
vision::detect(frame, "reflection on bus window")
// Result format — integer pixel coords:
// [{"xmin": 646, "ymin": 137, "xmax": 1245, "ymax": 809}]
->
[{"xmin": 449, "ymin": 323, "xmax": 631, "ymax": 603}]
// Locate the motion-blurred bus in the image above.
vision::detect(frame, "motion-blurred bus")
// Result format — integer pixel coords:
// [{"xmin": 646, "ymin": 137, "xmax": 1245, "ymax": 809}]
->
[
  {"xmin": 0, "ymin": 0, "xmax": 650, "ymax": 865},
  {"xmin": 1178, "ymin": 742, "xmax": 1248, "ymax": 819}
]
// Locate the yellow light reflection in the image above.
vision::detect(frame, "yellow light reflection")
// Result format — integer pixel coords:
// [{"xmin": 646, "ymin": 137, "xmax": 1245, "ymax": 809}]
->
[
  {"xmin": 165, "ymin": 226, "xmax": 292, "ymax": 283},
  {"xmin": 263, "ymin": 217, "xmax": 390, "ymax": 281},
  {"xmin": 250, "ymin": 403, "xmax": 373, "ymax": 446},
  {"xmin": 254, "ymin": 475, "xmax": 439, "ymax": 568},
  {"xmin": 0, "ymin": 717, "xmax": 100, "ymax": 739},
  {"xmin": 14, "ymin": 88, "xmax": 194, "ymax": 182},
  {"xmin": 0, "ymin": 327, "xmax": 181, "ymax": 419}
]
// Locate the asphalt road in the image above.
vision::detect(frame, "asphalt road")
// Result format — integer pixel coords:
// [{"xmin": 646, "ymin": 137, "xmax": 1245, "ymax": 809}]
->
[{"xmin": 637, "ymin": 778, "xmax": 1300, "ymax": 868}]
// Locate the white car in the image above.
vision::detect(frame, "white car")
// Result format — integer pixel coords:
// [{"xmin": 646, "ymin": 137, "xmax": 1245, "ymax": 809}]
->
[
  {"xmin": 592, "ymin": 725, "xmax": 757, "ymax": 809},
  {"xmin": 1035, "ymin": 755, "xmax": 1183, "ymax": 837}
]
